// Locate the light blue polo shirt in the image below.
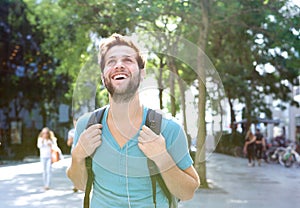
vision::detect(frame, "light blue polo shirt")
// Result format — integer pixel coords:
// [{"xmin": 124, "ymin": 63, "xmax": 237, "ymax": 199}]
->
[{"xmin": 74, "ymin": 106, "xmax": 193, "ymax": 208}]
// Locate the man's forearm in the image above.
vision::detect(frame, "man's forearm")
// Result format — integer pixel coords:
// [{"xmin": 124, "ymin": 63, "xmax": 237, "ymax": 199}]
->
[
  {"xmin": 154, "ymin": 153, "xmax": 200, "ymax": 201},
  {"xmin": 66, "ymin": 148, "xmax": 88, "ymax": 191}
]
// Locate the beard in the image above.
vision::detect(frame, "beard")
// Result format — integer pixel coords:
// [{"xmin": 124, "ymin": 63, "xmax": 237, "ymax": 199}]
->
[{"xmin": 103, "ymin": 70, "xmax": 141, "ymax": 103}]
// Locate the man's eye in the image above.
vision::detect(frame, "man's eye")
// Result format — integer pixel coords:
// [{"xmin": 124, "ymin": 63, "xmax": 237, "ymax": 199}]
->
[
  {"xmin": 107, "ymin": 60, "xmax": 116, "ymax": 65},
  {"xmin": 125, "ymin": 58, "xmax": 134, "ymax": 63}
]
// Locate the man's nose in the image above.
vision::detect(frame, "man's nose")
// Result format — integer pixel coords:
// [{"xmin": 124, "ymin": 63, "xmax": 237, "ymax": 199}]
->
[{"xmin": 114, "ymin": 59, "xmax": 124, "ymax": 69}]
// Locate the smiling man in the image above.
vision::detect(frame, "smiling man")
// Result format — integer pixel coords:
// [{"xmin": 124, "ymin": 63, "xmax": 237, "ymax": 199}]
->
[
  {"xmin": 102, "ymin": 45, "xmax": 144, "ymax": 103},
  {"xmin": 66, "ymin": 33, "xmax": 200, "ymax": 208}
]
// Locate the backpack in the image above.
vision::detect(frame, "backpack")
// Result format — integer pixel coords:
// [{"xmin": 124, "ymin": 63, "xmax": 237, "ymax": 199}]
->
[{"xmin": 83, "ymin": 106, "xmax": 178, "ymax": 208}]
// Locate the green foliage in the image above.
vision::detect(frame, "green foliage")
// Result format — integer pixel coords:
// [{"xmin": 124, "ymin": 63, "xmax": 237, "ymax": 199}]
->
[
  {"xmin": 0, "ymin": 0, "xmax": 71, "ymax": 123},
  {"xmin": 21, "ymin": 0, "xmax": 299, "ymax": 123},
  {"xmin": 208, "ymin": 0, "xmax": 300, "ymax": 124}
]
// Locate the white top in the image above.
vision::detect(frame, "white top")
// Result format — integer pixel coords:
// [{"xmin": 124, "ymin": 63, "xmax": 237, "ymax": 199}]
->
[
  {"xmin": 37, "ymin": 137, "xmax": 53, "ymax": 158},
  {"xmin": 68, "ymin": 128, "xmax": 75, "ymax": 139}
]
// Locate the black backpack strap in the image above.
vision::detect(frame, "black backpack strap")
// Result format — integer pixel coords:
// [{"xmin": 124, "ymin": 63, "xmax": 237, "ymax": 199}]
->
[
  {"xmin": 83, "ymin": 157, "xmax": 94, "ymax": 208},
  {"xmin": 146, "ymin": 109, "xmax": 162, "ymax": 135},
  {"xmin": 83, "ymin": 106, "xmax": 107, "ymax": 208},
  {"xmin": 146, "ymin": 109, "xmax": 174, "ymax": 207}
]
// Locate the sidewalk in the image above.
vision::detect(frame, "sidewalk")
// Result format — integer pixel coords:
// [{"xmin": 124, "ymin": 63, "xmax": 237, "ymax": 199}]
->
[
  {"xmin": 181, "ymin": 153, "xmax": 300, "ymax": 208},
  {"xmin": 0, "ymin": 153, "xmax": 299, "ymax": 208},
  {"xmin": 0, "ymin": 155, "xmax": 84, "ymax": 208}
]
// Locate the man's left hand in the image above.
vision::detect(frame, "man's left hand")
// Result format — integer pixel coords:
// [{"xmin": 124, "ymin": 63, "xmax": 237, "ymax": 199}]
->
[{"xmin": 138, "ymin": 125, "xmax": 167, "ymax": 162}]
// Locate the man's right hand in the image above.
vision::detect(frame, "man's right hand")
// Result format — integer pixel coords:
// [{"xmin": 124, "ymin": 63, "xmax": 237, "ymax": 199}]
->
[{"xmin": 74, "ymin": 124, "xmax": 103, "ymax": 159}]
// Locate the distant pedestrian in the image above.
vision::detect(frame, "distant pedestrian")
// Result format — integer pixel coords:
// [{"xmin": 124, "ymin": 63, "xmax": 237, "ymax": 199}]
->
[
  {"xmin": 243, "ymin": 130, "xmax": 256, "ymax": 167},
  {"xmin": 67, "ymin": 119, "xmax": 77, "ymax": 152},
  {"xmin": 255, "ymin": 129, "xmax": 266, "ymax": 166},
  {"xmin": 37, "ymin": 127, "xmax": 54, "ymax": 190}
]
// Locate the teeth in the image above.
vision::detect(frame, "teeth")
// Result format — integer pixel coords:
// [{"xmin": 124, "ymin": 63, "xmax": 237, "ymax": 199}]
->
[{"xmin": 113, "ymin": 74, "xmax": 127, "ymax": 80}]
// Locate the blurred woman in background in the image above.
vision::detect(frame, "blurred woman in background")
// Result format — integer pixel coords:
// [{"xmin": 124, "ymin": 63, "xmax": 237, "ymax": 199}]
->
[{"xmin": 37, "ymin": 127, "xmax": 54, "ymax": 190}]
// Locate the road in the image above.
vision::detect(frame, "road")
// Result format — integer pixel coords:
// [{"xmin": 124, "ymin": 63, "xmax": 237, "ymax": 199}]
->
[{"xmin": 0, "ymin": 153, "xmax": 299, "ymax": 208}]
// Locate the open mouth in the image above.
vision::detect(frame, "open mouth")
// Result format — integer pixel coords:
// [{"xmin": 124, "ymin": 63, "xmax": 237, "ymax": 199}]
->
[{"xmin": 111, "ymin": 73, "xmax": 129, "ymax": 80}]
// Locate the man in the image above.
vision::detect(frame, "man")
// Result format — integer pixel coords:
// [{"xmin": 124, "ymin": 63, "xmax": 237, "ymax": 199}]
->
[
  {"xmin": 67, "ymin": 119, "xmax": 77, "ymax": 151},
  {"xmin": 255, "ymin": 128, "xmax": 266, "ymax": 166},
  {"xmin": 243, "ymin": 130, "xmax": 256, "ymax": 166},
  {"xmin": 67, "ymin": 126, "xmax": 75, "ymax": 149},
  {"xmin": 67, "ymin": 33, "xmax": 200, "ymax": 207}
]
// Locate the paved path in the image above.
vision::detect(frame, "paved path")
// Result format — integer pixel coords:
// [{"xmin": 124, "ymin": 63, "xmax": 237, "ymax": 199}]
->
[
  {"xmin": 0, "ymin": 153, "xmax": 299, "ymax": 207},
  {"xmin": 181, "ymin": 153, "xmax": 300, "ymax": 208}
]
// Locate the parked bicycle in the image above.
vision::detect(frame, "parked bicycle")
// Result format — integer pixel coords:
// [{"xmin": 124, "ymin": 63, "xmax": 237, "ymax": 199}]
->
[
  {"xmin": 278, "ymin": 143, "xmax": 300, "ymax": 168},
  {"xmin": 269, "ymin": 146, "xmax": 286, "ymax": 164}
]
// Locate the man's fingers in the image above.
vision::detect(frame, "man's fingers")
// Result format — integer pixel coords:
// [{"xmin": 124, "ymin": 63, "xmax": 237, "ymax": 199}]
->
[
  {"xmin": 137, "ymin": 142, "xmax": 145, "ymax": 150},
  {"xmin": 138, "ymin": 134, "xmax": 160, "ymax": 145},
  {"xmin": 86, "ymin": 123, "xmax": 102, "ymax": 131},
  {"xmin": 86, "ymin": 124, "xmax": 102, "ymax": 137},
  {"xmin": 141, "ymin": 125, "xmax": 153, "ymax": 135},
  {"xmin": 90, "ymin": 128, "xmax": 102, "ymax": 138},
  {"xmin": 138, "ymin": 136, "xmax": 145, "ymax": 143},
  {"xmin": 140, "ymin": 125, "xmax": 159, "ymax": 139},
  {"xmin": 93, "ymin": 139, "xmax": 102, "ymax": 148},
  {"xmin": 78, "ymin": 123, "xmax": 103, "ymax": 157}
]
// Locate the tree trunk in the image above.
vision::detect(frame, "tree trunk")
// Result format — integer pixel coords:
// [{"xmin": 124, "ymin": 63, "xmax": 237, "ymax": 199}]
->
[
  {"xmin": 176, "ymin": 69, "xmax": 192, "ymax": 148},
  {"xmin": 158, "ymin": 57, "xmax": 164, "ymax": 110},
  {"xmin": 194, "ymin": 0, "xmax": 210, "ymax": 189},
  {"xmin": 41, "ymin": 104, "xmax": 47, "ymax": 127},
  {"xmin": 228, "ymin": 97, "xmax": 237, "ymax": 134},
  {"xmin": 168, "ymin": 57, "xmax": 176, "ymax": 117}
]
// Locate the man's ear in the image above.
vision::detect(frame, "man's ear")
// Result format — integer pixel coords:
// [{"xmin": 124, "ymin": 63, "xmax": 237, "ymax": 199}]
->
[
  {"xmin": 140, "ymin": 68, "xmax": 146, "ymax": 81},
  {"xmin": 101, "ymin": 74, "xmax": 105, "ymax": 86}
]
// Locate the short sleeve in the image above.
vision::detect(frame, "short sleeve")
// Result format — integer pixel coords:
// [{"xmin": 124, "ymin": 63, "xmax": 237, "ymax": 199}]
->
[
  {"xmin": 73, "ymin": 112, "xmax": 92, "ymax": 148},
  {"xmin": 161, "ymin": 117, "xmax": 193, "ymax": 170}
]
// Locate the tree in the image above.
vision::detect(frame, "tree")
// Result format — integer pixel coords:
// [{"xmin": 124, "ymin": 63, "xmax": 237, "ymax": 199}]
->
[
  {"xmin": 209, "ymin": 0, "xmax": 300, "ymax": 131},
  {"xmin": 0, "ymin": 0, "xmax": 72, "ymax": 130}
]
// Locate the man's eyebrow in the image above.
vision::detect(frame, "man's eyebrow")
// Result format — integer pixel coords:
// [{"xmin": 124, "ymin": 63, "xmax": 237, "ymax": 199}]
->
[
  {"xmin": 107, "ymin": 55, "xmax": 134, "ymax": 59},
  {"xmin": 106, "ymin": 55, "xmax": 116, "ymax": 60}
]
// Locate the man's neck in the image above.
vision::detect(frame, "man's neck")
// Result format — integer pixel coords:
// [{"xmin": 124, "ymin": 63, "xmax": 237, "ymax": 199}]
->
[
  {"xmin": 107, "ymin": 94, "xmax": 144, "ymax": 143},
  {"xmin": 110, "ymin": 93, "xmax": 144, "ymax": 125}
]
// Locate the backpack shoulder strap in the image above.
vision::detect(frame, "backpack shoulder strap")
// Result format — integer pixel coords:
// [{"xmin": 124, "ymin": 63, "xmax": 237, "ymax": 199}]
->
[
  {"xmin": 145, "ymin": 109, "xmax": 162, "ymax": 208},
  {"xmin": 86, "ymin": 106, "xmax": 107, "ymax": 129},
  {"xmin": 145, "ymin": 109, "xmax": 162, "ymax": 135},
  {"xmin": 146, "ymin": 109, "xmax": 176, "ymax": 207},
  {"xmin": 83, "ymin": 106, "xmax": 107, "ymax": 208}
]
